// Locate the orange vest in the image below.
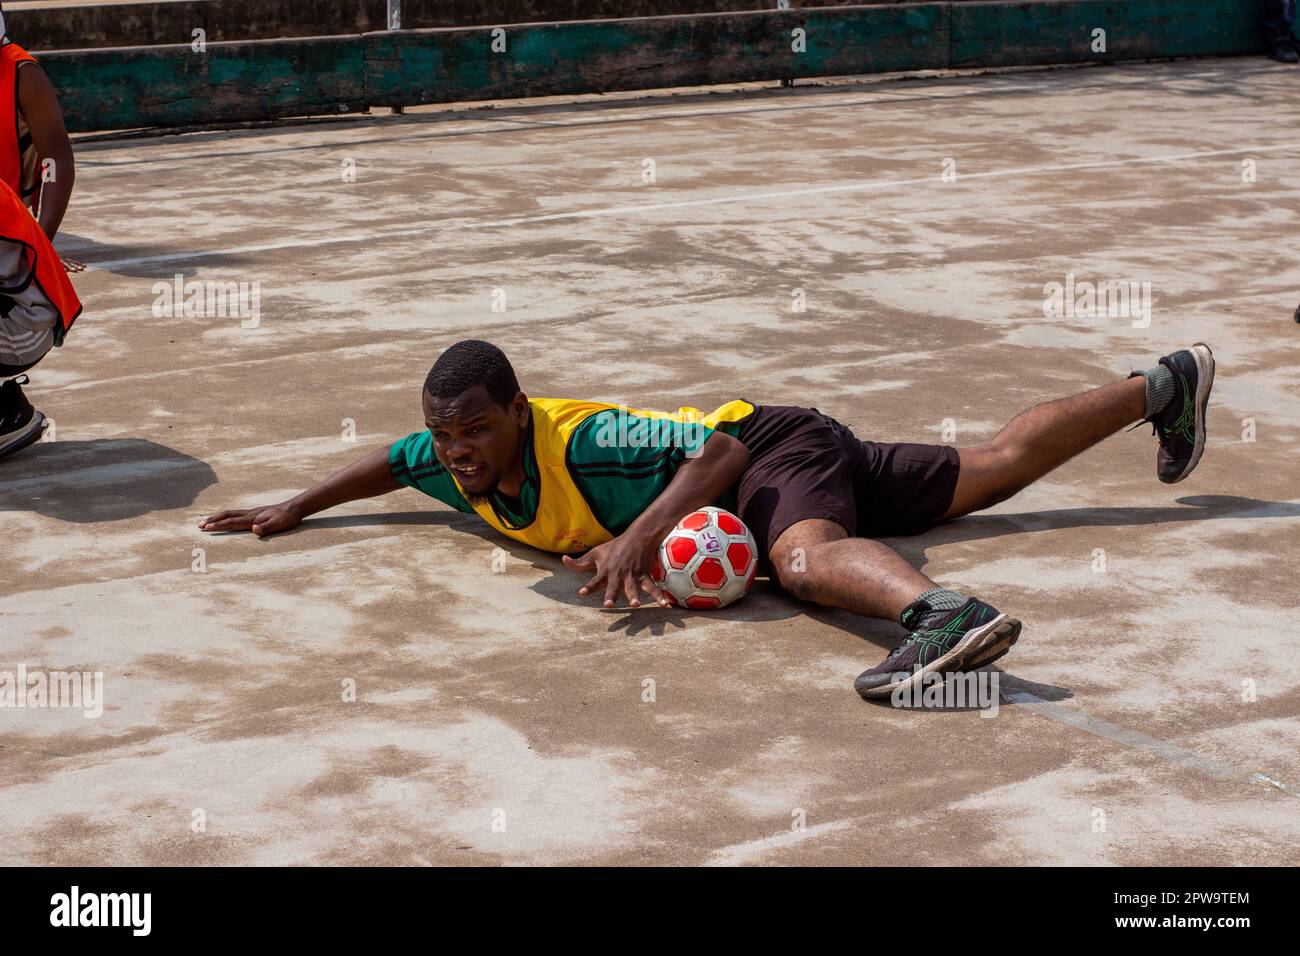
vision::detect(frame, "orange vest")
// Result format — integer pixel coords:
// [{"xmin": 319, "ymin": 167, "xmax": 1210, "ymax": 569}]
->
[
  {"xmin": 0, "ymin": 177, "xmax": 81, "ymax": 344},
  {"xmin": 0, "ymin": 41, "xmax": 37, "ymax": 204}
]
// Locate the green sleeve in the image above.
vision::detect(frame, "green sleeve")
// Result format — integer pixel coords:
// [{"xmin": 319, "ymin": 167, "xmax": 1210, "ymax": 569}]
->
[
  {"xmin": 388, "ymin": 430, "xmax": 475, "ymax": 514},
  {"xmin": 566, "ymin": 410, "xmax": 728, "ymax": 536}
]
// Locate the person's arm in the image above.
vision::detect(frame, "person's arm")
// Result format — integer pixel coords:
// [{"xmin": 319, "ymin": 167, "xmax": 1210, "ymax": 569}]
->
[
  {"xmin": 16, "ymin": 63, "xmax": 76, "ymax": 247},
  {"xmin": 562, "ymin": 431, "xmax": 751, "ymax": 608},
  {"xmin": 199, "ymin": 445, "xmax": 401, "ymax": 537}
]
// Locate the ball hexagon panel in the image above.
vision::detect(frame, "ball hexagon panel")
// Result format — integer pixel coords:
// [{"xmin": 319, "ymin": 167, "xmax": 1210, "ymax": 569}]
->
[
  {"xmin": 665, "ymin": 534, "xmax": 698, "ymax": 570},
  {"xmin": 726, "ymin": 541, "xmax": 753, "ymax": 578},
  {"xmin": 692, "ymin": 557, "xmax": 727, "ymax": 590},
  {"xmin": 716, "ymin": 512, "xmax": 745, "ymax": 536},
  {"xmin": 678, "ymin": 511, "xmax": 710, "ymax": 532}
]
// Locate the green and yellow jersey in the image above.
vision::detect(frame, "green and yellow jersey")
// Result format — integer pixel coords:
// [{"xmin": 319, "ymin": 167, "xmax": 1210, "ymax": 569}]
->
[{"xmin": 389, "ymin": 397, "xmax": 755, "ymax": 553}]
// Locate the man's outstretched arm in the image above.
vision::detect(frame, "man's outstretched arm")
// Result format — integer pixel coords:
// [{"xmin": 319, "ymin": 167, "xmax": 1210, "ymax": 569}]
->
[
  {"xmin": 562, "ymin": 430, "xmax": 752, "ymax": 608},
  {"xmin": 199, "ymin": 445, "xmax": 401, "ymax": 537}
]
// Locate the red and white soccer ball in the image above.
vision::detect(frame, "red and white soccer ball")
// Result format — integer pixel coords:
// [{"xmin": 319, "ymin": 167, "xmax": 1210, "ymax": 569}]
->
[{"xmin": 651, "ymin": 506, "xmax": 758, "ymax": 610}]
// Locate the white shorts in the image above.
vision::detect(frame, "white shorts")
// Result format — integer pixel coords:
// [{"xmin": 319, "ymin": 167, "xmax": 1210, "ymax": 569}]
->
[{"xmin": 0, "ymin": 236, "xmax": 59, "ymax": 369}]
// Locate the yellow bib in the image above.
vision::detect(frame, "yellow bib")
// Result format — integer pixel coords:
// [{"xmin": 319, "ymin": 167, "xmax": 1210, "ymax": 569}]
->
[{"xmin": 452, "ymin": 397, "xmax": 754, "ymax": 553}]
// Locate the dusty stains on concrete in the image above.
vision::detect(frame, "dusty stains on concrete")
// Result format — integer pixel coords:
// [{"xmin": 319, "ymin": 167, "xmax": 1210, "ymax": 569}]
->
[{"xmin": 2, "ymin": 59, "xmax": 1298, "ymax": 865}]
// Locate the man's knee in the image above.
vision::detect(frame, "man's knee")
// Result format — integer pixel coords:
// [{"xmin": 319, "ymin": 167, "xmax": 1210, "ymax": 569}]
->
[
  {"xmin": 979, "ymin": 470, "xmax": 1032, "ymax": 510},
  {"xmin": 772, "ymin": 556, "xmax": 817, "ymax": 601},
  {"xmin": 987, "ymin": 442, "xmax": 1037, "ymax": 507},
  {"xmin": 768, "ymin": 537, "xmax": 802, "ymax": 595},
  {"xmin": 767, "ymin": 518, "xmax": 846, "ymax": 601}
]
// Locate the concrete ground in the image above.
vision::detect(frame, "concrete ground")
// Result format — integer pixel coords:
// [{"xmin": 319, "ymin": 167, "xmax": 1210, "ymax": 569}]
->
[{"xmin": 2, "ymin": 58, "xmax": 1298, "ymax": 866}]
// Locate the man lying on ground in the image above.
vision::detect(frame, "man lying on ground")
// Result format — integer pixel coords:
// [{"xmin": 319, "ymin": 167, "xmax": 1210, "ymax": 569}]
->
[{"xmin": 199, "ymin": 338, "xmax": 1215, "ymax": 700}]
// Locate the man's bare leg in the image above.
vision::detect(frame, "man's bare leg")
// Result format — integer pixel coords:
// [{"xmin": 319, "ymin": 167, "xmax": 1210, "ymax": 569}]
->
[
  {"xmin": 766, "ymin": 377, "xmax": 1149, "ymax": 618},
  {"xmin": 766, "ymin": 518, "xmax": 931, "ymax": 621},
  {"xmin": 767, "ymin": 518, "xmax": 1019, "ymax": 699},
  {"xmin": 942, "ymin": 375, "xmax": 1147, "ymax": 519},
  {"xmin": 763, "ymin": 377, "xmax": 1147, "ymax": 619},
  {"xmin": 765, "ymin": 376, "xmax": 1151, "ymax": 700},
  {"xmin": 765, "ymin": 347, "xmax": 1213, "ymax": 698}
]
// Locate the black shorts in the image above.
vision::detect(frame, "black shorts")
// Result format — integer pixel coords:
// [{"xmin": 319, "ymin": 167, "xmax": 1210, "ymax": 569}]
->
[{"xmin": 733, "ymin": 404, "xmax": 961, "ymax": 563}]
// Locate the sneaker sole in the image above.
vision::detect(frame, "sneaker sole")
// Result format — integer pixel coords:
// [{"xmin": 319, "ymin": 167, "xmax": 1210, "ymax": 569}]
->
[
  {"xmin": 1165, "ymin": 342, "xmax": 1214, "ymax": 484},
  {"xmin": 962, "ymin": 621, "xmax": 1022, "ymax": 671},
  {"xmin": 0, "ymin": 411, "xmax": 47, "ymax": 460},
  {"xmin": 860, "ymin": 614, "xmax": 1021, "ymax": 699}
]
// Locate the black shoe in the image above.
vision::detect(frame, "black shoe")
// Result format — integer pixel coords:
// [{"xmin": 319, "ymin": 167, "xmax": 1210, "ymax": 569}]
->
[
  {"xmin": 0, "ymin": 374, "xmax": 47, "ymax": 460},
  {"xmin": 854, "ymin": 596, "xmax": 1022, "ymax": 700},
  {"xmin": 1268, "ymin": 38, "xmax": 1299, "ymax": 63},
  {"xmin": 1128, "ymin": 343, "xmax": 1214, "ymax": 484}
]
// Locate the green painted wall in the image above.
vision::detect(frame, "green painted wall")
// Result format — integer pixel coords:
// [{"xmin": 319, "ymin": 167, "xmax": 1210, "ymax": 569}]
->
[
  {"xmin": 950, "ymin": 0, "xmax": 1263, "ymax": 67},
  {"xmin": 47, "ymin": 37, "xmax": 368, "ymax": 130},
  {"xmin": 38, "ymin": 1, "xmax": 1265, "ymax": 134},
  {"xmin": 366, "ymin": 6, "xmax": 946, "ymax": 106},
  {"xmin": 9, "ymin": 1, "xmax": 1010, "ymax": 50}
]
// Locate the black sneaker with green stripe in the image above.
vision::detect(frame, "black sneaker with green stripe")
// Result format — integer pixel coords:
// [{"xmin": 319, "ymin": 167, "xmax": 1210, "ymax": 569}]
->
[
  {"xmin": 854, "ymin": 596, "xmax": 1021, "ymax": 700},
  {"xmin": 1128, "ymin": 343, "xmax": 1215, "ymax": 484}
]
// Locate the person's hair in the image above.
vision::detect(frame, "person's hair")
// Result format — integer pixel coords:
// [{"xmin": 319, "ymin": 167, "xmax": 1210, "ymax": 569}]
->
[{"xmin": 423, "ymin": 339, "xmax": 520, "ymax": 408}]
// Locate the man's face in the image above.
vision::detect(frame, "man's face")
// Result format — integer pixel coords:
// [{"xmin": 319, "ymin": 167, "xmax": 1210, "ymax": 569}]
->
[{"xmin": 423, "ymin": 384, "xmax": 528, "ymax": 504}]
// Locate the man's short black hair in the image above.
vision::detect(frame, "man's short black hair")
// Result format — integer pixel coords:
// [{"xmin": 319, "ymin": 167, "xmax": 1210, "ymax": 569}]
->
[{"xmin": 423, "ymin": 339, "xmax": 520, "ymax": 408}]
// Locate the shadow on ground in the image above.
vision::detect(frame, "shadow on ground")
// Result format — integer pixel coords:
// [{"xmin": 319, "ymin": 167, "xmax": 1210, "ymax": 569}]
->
[
  {"xmin": 0, "ymin": 438, "xmax": 216, "ymax": 521},
  {"xmin": 887, "ymin": 495, "xmax": 1298, "ymax": 565}
]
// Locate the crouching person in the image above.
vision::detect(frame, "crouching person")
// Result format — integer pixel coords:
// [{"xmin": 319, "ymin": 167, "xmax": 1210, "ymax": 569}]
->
[{"xmin": 0, "ymin": 178, "xmax": 81, "ymax": 459}]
